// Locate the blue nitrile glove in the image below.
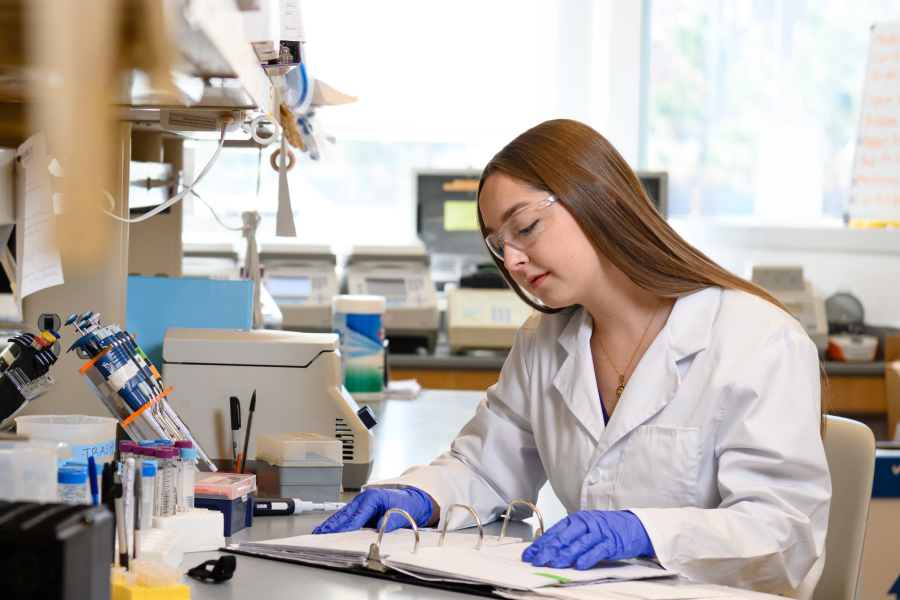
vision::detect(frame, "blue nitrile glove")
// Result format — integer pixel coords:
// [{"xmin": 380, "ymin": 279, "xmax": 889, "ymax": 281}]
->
[
  {"xmin": 521, "ymin": 510, "xmax": 654, "ymax": 570},
  {"xmin": 312, "ymin": 488, "xmax": 434, "ymax": 535}
]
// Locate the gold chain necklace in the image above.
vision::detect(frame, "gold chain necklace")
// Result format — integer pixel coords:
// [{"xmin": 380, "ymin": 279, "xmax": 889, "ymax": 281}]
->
[{"xmin": 595, "ymin": 298, "xmax": 664, "ymax": 397}]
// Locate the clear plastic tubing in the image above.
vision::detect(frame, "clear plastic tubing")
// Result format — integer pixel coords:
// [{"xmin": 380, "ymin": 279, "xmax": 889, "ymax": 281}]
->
[
  {"xmin": 175, "ymin": 442, "xmax": 196, "ymax": 512},
  {"xmin": 154, "ymin": 447, "xmax": 178, "ymax": 516},
  {"xmin": 58, "ymin": 466, "xmax": 88, "ymax": 504},
  {"xmin": 141, "ymin": 459, "xmax": 157, "ymax": 529}
]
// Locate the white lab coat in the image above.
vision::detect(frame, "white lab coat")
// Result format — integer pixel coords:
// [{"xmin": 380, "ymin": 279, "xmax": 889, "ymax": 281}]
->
[{"xmin": 369, "ymin": 287, "xmax": 831, "ymax": 596}]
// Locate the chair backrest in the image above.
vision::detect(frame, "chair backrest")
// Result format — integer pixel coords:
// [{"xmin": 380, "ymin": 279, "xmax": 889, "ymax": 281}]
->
[{"xmin": 813, "ymin": 415, "xmax": 876, "ymax": 600}]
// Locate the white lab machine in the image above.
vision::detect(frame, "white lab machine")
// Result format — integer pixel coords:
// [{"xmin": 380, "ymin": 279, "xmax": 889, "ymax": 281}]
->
[
  {"xmin": 182, "ymin": 242, "xmax": 241, "ymax": 280},
  {"xmin": 750, "ymin": 265, "xmax": 828, "ymax": 353},
  {"xmin": 161, "ymin": 328, "xmax": 374, "ymax": 489},
  {"xmin": 345, "ymin": 245, "xmax": 439, "ymax": 353},
  {"xmin": 448, "ymin": 288, "xmax": 534, "ymax": 353},
  {"xmin": 260, "ymin": 244, "xmax": 339, "ymax": 333}
]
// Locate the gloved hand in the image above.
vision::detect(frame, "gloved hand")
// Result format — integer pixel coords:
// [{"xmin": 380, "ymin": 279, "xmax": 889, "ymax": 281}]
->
[
  {"xmin": 312, "ymin": 488, "xmax": 434, "ymax": 535},
  {"xmin": 521, "ymin": 510, "xmax": 654, "ymax": 570}
]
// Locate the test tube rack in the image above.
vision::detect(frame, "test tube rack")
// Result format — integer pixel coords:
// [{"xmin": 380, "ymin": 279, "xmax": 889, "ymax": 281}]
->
[{"xmin": 66, "ymin": 311, "xmax": 216, "ymax": 472}]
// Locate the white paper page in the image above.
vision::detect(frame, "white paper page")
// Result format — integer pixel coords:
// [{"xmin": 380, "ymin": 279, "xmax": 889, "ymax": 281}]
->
[
  {"xmin": 280, "ymin": 0, "xmax": 306, "ymax": 42},
  {"xmin": 16, "ymin": 133, "xmax": 64, "ymax": 299},
  {"xmin": 385, "ymin": 542, "xmax": 674, "ymax": 590},
  {"xmin": 236, "ymin": 528, "xmax": 519, "ymax": 556},
  {"xmin": 532, "ymin": 580, "xmax": 732, "ymax": 599},
  {"xmin": 497, "ymin": 587, "xmax": 738, "ymax": 600}
]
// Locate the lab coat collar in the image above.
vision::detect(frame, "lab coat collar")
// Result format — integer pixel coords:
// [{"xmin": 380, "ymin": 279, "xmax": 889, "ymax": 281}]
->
[
  {"xmin": 595, "ymin": 286, "xmax": 722, "ymax": 457},
  {"xmin": 665, "ymin": 287, "xmax": 722, "ymax": 362},
  {"xmin": 552, "ymin": 309, "xmax": 606, "ymax": 442},
  {"xmin": 553, "ymin": 287, "xmax": 722, "ymax": 451}
]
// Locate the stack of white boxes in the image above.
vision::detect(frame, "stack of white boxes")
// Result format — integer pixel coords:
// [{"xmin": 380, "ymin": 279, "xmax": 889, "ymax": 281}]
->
[{"xmin": 255, "ymin": 433, "xmax": 343, "ymax": 501}]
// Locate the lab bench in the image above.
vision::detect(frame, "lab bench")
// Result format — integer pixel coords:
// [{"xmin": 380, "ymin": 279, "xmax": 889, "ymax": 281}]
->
[
  {"xmin": 390, "ymin": 351, "xmax": 899, "ymax": 436},
  {"xmin": 177, "ymin": 390, "xmax": 777, "ymax": 600}
]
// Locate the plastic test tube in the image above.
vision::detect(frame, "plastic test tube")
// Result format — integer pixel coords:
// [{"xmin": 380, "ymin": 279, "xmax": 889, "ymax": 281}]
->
[
  {"xmin": 123, "ymin": 457, "xmax": 135, "ymax": 554},
  {"xmin": 141, "ymin": 459, "xmax": 157, "ymax": 529},
  {"xmin": 175, "ymin": 442, "xmax": 196, "ymax": 512},
  {"xmin": 68, "ymin": 462, "xmax": 99, "ymax": 498},
  {"xmin": 119, "ymin": 441, "xmax": 135, "ymax": 462},
  {"xmin": 154, "ymin": 447, "xmax": 178, "ymax": 516},
  {"xmin": 58, "ymin": 466, "xmax": 89, "ymax": 504},
  {"xmin": 140, "ymin": 447, "xmax": 163, "ymax": 517}
]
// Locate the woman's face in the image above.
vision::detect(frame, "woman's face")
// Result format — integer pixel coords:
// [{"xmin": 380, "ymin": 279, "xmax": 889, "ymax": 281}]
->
[{"xmin": 479, "ymin": 174, "xmax": 602, "ymax": 309}]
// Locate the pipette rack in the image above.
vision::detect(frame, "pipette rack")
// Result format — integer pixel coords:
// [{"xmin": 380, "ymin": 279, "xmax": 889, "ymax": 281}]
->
[{"xmin": 66, "ymin": 311, "xmax": 216, "ymax": 471}]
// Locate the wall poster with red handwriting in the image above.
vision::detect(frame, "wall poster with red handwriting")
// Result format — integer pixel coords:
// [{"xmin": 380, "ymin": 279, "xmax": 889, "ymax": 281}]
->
[{"xmin": 850, "ymin": 22, "xmax": 900, "ymax": 226}]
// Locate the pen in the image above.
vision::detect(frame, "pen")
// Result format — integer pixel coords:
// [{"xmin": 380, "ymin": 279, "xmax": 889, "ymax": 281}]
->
[
  {"xmin": 102, "ymin": 462, "xmax": 115, "ymax": 564},
  {"xmin": 134, "ymin": 458, "xmax": 142, "ymax": 561},
  {"xmin": 124, "ymin": 458, "xmax": 135, "ymax": 566},
  {"xmin": 87, "ymin": 456, "xmax": 99, "ymax": 506},
  {"xmin": 114, "ymin": 473, "xmax": 128, "ymax": 569},
  {"xmin": 230, "ymin": 396, "xmax": 241, "ymax": 465},
  {"xmin": 239, "ymin": 390, "xmax": 256, "ymax": 474},
  {"xmin": 253, "ymin": 498, "xmax": 346, "ymax": 516}
]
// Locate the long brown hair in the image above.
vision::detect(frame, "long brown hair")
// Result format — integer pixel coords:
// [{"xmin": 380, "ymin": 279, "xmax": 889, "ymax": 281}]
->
[
  {"xmin": 477, "ymin": 119, "xmax": 828, "ymax": 435},
  {"xmin": 476, "ymin": 119, "xmax": 786, "ymax": 313}
]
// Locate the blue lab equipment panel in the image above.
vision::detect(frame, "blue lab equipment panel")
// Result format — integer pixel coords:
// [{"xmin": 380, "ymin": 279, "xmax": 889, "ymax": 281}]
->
[{"xmin": 126, "ymin": 276, "xmax": 254, "ymax": 368}]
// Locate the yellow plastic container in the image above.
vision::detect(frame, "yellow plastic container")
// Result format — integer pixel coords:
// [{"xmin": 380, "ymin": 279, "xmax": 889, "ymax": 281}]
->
[{"xmin": 111, "ymin": 582, "xmax": 191, "ymax": 600}]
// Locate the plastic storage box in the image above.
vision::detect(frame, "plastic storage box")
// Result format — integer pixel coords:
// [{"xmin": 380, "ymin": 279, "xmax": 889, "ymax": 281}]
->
[
  {"xmin": 255, "ymin": 433, "xmax": 343, "ymax": 500},
  {"xmin": 0, "ymin": 436, "xmax": 60, "ymax": 502},
  {"xmin": 193, "ymin": 472, "xmax": 256, "ymax": 537}
]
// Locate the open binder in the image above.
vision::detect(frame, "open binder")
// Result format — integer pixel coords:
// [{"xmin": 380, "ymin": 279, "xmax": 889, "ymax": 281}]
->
[{"xmin": 225, "ymin": 499, "xmax": 675, "ymax": 597}]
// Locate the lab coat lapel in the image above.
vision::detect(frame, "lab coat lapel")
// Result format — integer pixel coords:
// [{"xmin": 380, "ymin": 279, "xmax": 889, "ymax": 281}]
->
[
  {"xmin": 552, "ymin": 309, "xmax": 606, "ymax": 442},
  {"xmin": 591, "ymin": 287, "xmax": 723, "ymax": 459}
]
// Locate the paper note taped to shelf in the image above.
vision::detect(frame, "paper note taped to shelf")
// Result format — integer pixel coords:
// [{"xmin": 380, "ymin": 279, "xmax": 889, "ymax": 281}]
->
[{"xmin": 16, "ymin": 132, "xmax": 64, "ymax": 299}]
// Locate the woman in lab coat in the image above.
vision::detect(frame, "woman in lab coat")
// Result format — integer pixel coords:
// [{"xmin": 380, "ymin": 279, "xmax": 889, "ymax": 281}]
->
[{"xmin": 315, "ymin": 119, "xmax": 831, "ymax": 597}]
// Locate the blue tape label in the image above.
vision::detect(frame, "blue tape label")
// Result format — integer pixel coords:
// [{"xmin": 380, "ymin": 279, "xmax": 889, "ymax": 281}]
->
[{"xmin": 71, "ymin": 438, "xmax": 116, "ymax": 461}]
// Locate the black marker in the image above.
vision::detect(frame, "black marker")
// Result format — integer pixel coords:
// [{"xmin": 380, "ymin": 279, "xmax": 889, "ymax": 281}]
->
[
  {"xmin": 230, "ymin": 396, "xmax": 241, "ymax": 464},
  {"xmin": 239, "ymin": 390, "xmax": 255, "ymax": 474}
]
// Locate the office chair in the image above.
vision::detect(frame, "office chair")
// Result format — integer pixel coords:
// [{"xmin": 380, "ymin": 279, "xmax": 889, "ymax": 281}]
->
[{"xmin": 813, "ymin": 415, "xmax": 876, "ymax": 600}]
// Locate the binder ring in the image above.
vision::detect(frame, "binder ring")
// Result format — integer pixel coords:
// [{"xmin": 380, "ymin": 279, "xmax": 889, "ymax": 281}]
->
[
  {"xmin": 499, "ymin": 499, "xmax": 544, "ymax": 542},
  {"xmin": 366, "ymin": 509, "xmax": 419, "ymax": 573},
  {"xmin": 270, "ymin": 148, "xmax": 296, "ymax": 172},
  {"xmin": 438, "ymin": 504, "xmax": 483, "ymax": 550}
]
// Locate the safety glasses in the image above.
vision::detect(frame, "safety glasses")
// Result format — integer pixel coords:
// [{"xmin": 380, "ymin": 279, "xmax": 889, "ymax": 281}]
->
[{"xmin": 484, "ymin": 195, "xmax": 558, "ymax": 260}]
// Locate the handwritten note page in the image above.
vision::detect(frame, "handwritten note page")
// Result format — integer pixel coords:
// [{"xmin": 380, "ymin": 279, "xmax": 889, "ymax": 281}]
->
[
  {"xmin": 850, "ymin": 23, "xmax": 900, "ymax": 222},
  {"xmin": 16, "ymin": 132, "xmax": 64, "ymax": 298}
]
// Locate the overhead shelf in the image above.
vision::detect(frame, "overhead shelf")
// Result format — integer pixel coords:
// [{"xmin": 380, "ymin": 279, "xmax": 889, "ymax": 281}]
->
[
  {"xmin": 0, "ymin": 0, "xmax": 274, "ymax": 115},
  {"xmin": 121, "ymin": 0, "xmax": 274, "ymax": 114}
]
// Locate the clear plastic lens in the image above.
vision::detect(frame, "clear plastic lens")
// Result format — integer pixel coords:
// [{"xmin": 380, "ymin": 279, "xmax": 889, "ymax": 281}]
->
[{"xmin": 484, "ymin": 195, "xmax": 557, "ymax": 260}]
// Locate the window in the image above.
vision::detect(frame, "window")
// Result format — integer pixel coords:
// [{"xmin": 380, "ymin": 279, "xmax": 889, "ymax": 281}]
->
[
  {"xmin": 646, "ymin": 0, "xmax": 900, "ymax": 220},
  {"xmin": 183, "ymin": 0, "xmax": 569, "ymax": 252}
]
